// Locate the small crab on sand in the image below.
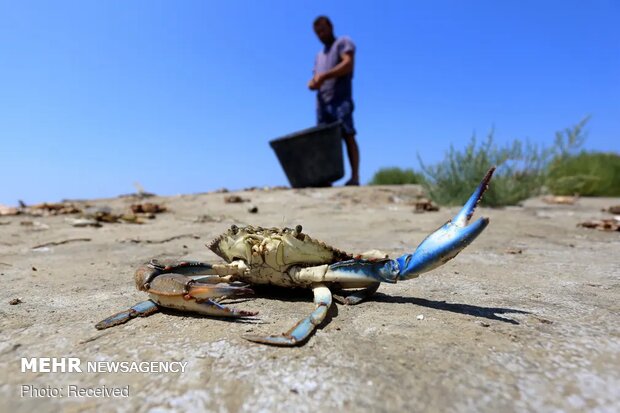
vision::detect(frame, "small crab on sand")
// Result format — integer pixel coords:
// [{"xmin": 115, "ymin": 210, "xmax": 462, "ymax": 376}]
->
[{"xmin": 97, "ymin": 168, "xmax": 495, "ymax": 346}]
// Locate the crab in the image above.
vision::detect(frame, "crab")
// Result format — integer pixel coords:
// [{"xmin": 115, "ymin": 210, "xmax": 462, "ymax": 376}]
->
[{"xmin": 96, "ymin": 168, "xmax": 495, "ymax": 346}]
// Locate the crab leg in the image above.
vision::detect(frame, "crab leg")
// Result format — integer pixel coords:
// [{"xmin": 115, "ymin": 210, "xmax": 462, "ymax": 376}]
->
[
  {"xmin": 243, "ymin": 284, "xmax": 332, "ymax": 346},
  {"xmin": 136, "ymin": 259, "xmax": 248, "ymax": 287},
  {"xmin": 95, "ymin": 300, "xmax": 160, "ymax": 330},
  {"xmin": 96, "ymin": 261, "xmax": 256, "ymax": 330},
  {"xmin": 146, "ymin": 273, "xmax": 257, "ymax": 316}
]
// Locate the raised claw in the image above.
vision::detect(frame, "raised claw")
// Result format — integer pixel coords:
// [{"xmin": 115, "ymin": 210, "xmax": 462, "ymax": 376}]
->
[
  {"xmin": 396, "ymin": 167, "xmax": 495, "ymax": 279},
  {"xmin": 317, "ymin": 167, "xmax": 495, "ymax": 284}
]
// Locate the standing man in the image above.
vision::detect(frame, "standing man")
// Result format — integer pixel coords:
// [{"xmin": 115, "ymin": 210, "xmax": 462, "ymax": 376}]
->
[{"xmin": 308, "ymin": 16, "xmax": 360, "ymax": 186}]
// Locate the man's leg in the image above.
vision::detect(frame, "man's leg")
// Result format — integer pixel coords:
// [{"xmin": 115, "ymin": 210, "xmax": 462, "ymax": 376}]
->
[
  {"xmin": 336, "ymin": 100, "xmax": 359, "ymax": 186},
  {"xmin": 343, "ymin": 133, "xmax": 360, "ymax": 186},
  {"xmin": 316, "ymin": 99, "xmax": 334, "ymax": 126},
  {"xmin": 316, "ymin": 100, "xmax": 337, "ymax": 187}
]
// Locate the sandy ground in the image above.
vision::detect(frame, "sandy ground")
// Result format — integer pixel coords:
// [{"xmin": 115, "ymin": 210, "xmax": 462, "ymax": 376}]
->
[{"xmin": 0, "ymin": 185, "xmax": 618, "ymax": 413}]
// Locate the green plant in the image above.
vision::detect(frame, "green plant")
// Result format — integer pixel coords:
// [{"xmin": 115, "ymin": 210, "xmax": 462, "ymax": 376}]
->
[
  {"xmin": 552, "ymin": 116, "xmax": 590, "ymax": 160},
  {"xmin": 369, "ymin": 167, "xmax": 423, "ymax": 185},
  {"xmin": 546, "ymin": 151, "xmax": 620, "ymax": 196},
  {"xmin": 416, "ymin": 118, "xmax": 589, "ymax": 207}
]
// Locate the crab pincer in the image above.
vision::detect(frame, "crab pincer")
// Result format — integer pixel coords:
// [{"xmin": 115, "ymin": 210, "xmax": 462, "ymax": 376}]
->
[
  {"xmin": 318, "ymin": 167, "xmax": 495, "ymax": 285},
  {"xmin": 395, "ymin": 166, "xmax": 495, "ymax": 278}
]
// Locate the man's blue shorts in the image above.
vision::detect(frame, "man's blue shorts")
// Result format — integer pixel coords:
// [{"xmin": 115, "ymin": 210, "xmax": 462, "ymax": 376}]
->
[{"xmin": 317, "ymin": 98, "xmax": 356, "ymax": 136}]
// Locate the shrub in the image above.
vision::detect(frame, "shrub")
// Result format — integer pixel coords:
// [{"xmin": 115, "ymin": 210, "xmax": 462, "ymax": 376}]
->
[
  {"xmin": 369, "ymin": 167, "xmax": 423, "ymax": 185},
  {"xmin": 417, "ymin": 118, "xmax": 590, "ymax": 207},
  {"xmin": 546, "ymin": 152, "xmax": 620, "ymax": 196},
  {"xmin": 417, "ymin": 133, "xmax": 547, "ymax": 206}
]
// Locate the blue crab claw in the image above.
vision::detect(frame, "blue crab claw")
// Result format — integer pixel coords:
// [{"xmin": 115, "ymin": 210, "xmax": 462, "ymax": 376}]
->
[
  {"xmin": 320, "ymin": 167, "xmax": 495, "ymax": 284},
  {"xmin": 396, "ymin": 167, "xmax": 495, "ymax": 279}
]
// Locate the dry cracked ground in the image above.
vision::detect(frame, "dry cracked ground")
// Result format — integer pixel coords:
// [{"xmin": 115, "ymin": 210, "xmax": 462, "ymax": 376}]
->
[{"xmin": 0, "ymin": 185, "xmax": 618, "ymax": 412}]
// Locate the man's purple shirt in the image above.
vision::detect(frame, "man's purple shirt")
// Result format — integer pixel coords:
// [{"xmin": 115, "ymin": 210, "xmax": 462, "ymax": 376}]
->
[{"xmin": 313, "ymin": 36, "xmax": 355, "ymax": 103}]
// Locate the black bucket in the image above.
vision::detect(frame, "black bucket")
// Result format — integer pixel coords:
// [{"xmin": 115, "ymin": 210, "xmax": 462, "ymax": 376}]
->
[{"xmin": 269, "ymin": 122, "xmax": 345, "ymax": 188}]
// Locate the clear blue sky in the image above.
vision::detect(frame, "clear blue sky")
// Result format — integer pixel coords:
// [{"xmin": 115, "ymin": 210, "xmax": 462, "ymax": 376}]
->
[{"xmin": 1, "ymin": 1, "xmax": 618, "ymax": 205}]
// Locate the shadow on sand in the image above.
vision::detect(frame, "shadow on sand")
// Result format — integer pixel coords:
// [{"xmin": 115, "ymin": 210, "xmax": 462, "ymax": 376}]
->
[{"xmin": 373, "ymin": 292, "xmax": 530, "ymax": 324}]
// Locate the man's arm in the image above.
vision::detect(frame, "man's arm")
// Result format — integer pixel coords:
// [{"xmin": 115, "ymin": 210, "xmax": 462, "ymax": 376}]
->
[{"xmin": 308, "ymin": 51, "xmax": 354, "ymax": 90}]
